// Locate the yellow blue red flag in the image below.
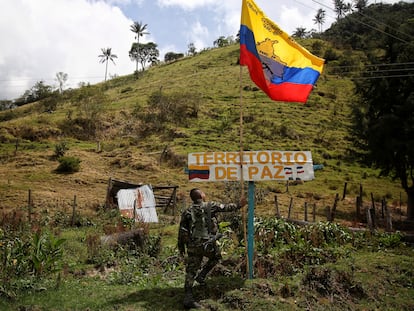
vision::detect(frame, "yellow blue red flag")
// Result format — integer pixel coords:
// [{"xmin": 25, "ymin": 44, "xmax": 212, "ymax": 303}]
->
[{"xmin": 240, "ymin": 0, "xmax": 325, "ymax": 103}]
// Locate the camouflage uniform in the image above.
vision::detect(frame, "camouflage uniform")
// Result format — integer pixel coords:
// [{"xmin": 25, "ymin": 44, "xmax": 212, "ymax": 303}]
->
[{"xmin": 178, "ymin": 199, "xmax": 241, "ymax": 308}]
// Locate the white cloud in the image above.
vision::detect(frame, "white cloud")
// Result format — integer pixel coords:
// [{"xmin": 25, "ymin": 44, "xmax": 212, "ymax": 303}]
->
[
  {"xmin": 156, "ymin": 0, "xmax": 218, "ymax": 11},
  {"xmin": 189, "ymin": 21, "xmax": 211, "ymax": 51},
  {"xmin": 0, "ymin": 0, "xmax": 135, "ymax": 100}
]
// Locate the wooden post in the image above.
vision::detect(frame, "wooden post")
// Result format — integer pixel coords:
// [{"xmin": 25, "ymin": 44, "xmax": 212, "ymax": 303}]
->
[
  {"xmin": 28, "ymin": 189, "xmax": 32, "ymax": 223},
  {"xmin": 304, "ymin": 202, "xmax": 308, "ymax": 222},
  {"xmin": 370, "ymin": 193, "xmax": 376, "ymax": 229},
  {"xmin": 384, "ymin": 199, "xmax": 393, "ymax": 232},
  {"xmin": 172, "ymin": 187, "xmax": 177, "ymax": 217},
  {"xmin": 359, "ymin": 184, "xmax": 363, "ymax": 205},
  {"xmin": 331, "ymin": 193, "xmax": 339, "ymax": 221},
  {"xmin": 71, "ymin": 195, "xmax": 77, "ymax": 226},
  {"xmin": 381, "ymin": 198, "xmax": 385, "ymax": 219},
  {"xmin": 356, "ymin": 196, "xmax": 361, "ymax": 222},
  {"xmin": 325, "ymin": 206, "xmax": 331, "ymax": 221},
  {"xmin": 312, "ymin": 203, "xmax": 316, "ymax": 222},
  {"xmin": 287, "ymin": 197, "xmax": 293, "ymax": 220},
  {"xmin": 274, "ymin": 195, "xmax": 280, "ymax": 218},
  {"xmin": 286, "ymin": 181, "xmax": 289, "ymax": 193},
  {"xmin": 366, "ymin": 208, "xmax": 373, "ymax": 231},
  {"xmin": 342, "ymin": 182, "xmax": 347, "ymax": 200}
]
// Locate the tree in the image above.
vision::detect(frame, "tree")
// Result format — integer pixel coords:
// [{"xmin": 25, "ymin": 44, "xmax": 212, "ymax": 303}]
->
[
  {"xmin": 213, "ymin": 36, "xmax": 233, "ymax": 48},
  {"xmin": 313, "ymin": 8, "xmax": 326, "ymax": 33},
  {"xmin": 352, "ymin": 18, "xmax": 414, "ymax": 220},
  {"xmin": 130, "ymin": 21, "xmax": 149, "ymax": 72},
  {"xmin": 187, "ymin": 43, "xmax": 196, "ymax": 56},
  {"xmin": 164, "ymin": 52, "xmax": 184, "ymax": 62},
  {"xmin": 333, "ymin": 0, "xmax": 351, "ymax": 20},
  {"xmin": 292, "ymin": 27, "xmax": 308, "ymax": 39},
  {"xmin": 354, "ymin": 0, "xmax": 368, "ymax": 12},
  {"xmin": 129, "ymin": 42, "xmax": 159, "ymax": 71},
  {"xmin": 15, "ymin": 80, "xmax": 53, "ymax": 105},
  {"xmin": 98, "ymin": 48, "xmax": 117, "ymax": 82},
  {"xmin": 55, "ymin": 72, "xmax": 68, "ymax": 94}
]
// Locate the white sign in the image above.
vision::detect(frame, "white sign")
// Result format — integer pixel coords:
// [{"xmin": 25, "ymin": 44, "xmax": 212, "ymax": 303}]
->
[{"xmin": 188, "ymin": 150, "xmax": 314, "ymax": 182}]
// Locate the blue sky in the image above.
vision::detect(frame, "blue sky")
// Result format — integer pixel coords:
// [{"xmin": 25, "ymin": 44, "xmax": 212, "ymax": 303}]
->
[{"xmin": 0, "ymin": 0, "xmax": 408, "ymax": 100}]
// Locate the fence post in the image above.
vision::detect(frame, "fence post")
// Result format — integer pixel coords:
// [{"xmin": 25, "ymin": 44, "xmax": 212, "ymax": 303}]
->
[
  {"xmin": 371, "ymin": 192, "xmax": 377, "ymax": 228},
  {"xmin": 384, "ymin": 199, "xmax": 393, "ymax": 232},
  {"xmin": 287, "ymin": 197, "xmax": 293, "ymax": 220},
  {"xmin": 274, "ymin": 195, "xmax": 280, "ymax": 218},
  {"xmin": 325, "ymin": 206, "xmax": 331, "ymax": 221},
  {"xmin": 356, "ymin": 196, "xmax": 361, "ymax": 222},
  {"xmin": 342, "ymin": 182, "xmax": 347, "ymax": 200},
  {"xmin": 366, "ymin": 208, "xmax": 374, "ymax": 231},
  {"xmin": 312, "ymin": 203, "xmax": 316, "ymax": 222},
  {"xmin": 71, "ymin": 195, "xmax": 77, "ymax": 226},
  {"xmin": 28, "ymin": 189, "xmax": 32, "ymax": 223},
  {"xmin": 304, "ymin": 202, "xmax": 308, "ymax": 222},
  {"xmin": 172, "ymin": 187, "xmax": 177, "ymax": 217},
  {"xmin": 331, "ymin": 193, "xmax": 339, "ymax": 221}
]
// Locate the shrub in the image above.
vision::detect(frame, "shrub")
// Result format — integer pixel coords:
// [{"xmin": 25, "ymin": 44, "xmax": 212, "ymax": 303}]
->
[
  {"xmin": 56, "ymin": 156, "xmax": 80, "ymax": 173},
  {"xmin": 54, "ymin": 141, "xmax": 68, "ymax": 159}
]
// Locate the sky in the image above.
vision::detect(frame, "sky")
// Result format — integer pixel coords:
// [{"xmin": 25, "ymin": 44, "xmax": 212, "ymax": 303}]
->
[{"xmin": 0, "ymin": 0, "xmax": 409, "ymax": 100}]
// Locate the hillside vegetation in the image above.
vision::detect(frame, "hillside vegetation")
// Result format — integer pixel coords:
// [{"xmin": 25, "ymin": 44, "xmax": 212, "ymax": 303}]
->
[{"xmin": 0, "ymin": 41, "xmax": 407, "ymax": 218}]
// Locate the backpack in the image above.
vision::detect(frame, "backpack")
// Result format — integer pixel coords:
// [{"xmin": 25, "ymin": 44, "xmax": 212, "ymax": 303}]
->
[{"xmin": 189, "ymin": 202, "xmax": 211, "ymax": 240}]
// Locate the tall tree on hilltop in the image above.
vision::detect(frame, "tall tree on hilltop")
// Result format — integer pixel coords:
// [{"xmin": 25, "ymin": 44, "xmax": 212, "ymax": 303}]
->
[
  {"xmin": 313, "ymin": 8, "xmax": 326, "ymax": 33},
  {"xmin": 354, "ymin": 0, "xmax": 368, "ymax": 12},
  {"xmin": 55, "ymin": 72, "xmax": 68, "ymax": 94},
  {"xmin": 333, "ymin": 0, "xmax": 351, "ymax": 20},
  {"xmin": 352, "ymin": 16, "xmax": 414, "ymax": 221},
  {"xmin": 292, "ymin": 27, "xmax": 308, "ymax": 39},
  {"xmin": 98, "ymin": 48, "xmax": 117, "ymax": 82},
  {"xmin": 130, "ymin": 21, "xmax": 149, "ymax": 72},
  {"xmin": 129, "ymin": 42, "xmax": 159, "ymax": 71}
]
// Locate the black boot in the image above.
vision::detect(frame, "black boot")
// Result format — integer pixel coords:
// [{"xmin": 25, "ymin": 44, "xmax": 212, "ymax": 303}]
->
[{"xmin": 183, "ymin": 286, "xmax": 202, "ymax": 309}]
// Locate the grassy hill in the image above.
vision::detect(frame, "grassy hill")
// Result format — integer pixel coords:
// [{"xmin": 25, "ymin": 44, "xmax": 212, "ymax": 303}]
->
[{"xmin": 0, "ymin": 42, "xmax": 407, "ymax": 223}]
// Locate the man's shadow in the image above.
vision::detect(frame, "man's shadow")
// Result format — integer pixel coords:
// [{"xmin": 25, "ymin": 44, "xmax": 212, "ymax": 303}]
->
[{"xmin": 107, "ymin": 275, "xmax": 245, "ymax": 310}]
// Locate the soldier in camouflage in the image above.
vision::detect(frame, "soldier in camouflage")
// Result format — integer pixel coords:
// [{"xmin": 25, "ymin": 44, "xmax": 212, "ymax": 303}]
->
[{"xmin": 178, "ymin": 188, "xmax": 247, "ymax": 309}]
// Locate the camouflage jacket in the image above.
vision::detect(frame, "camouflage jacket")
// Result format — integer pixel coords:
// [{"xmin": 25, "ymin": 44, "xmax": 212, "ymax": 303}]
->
[{"xmin": 177, "ymin": 200, "xmax": 240, "ymax": 253}]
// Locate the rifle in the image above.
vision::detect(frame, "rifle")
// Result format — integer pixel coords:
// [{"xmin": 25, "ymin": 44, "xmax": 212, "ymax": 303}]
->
[{"xmin": 203, "ymin": 232, "xmax": 223, "ymax": 253}]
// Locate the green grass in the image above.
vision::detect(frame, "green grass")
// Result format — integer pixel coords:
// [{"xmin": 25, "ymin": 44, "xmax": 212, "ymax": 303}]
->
[{"xmin": 1, "ymin": 220, "xmax": 413, "ymax": 311}]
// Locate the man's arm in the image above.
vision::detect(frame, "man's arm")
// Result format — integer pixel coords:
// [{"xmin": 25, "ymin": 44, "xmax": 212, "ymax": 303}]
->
[{"xmin": 209, "ymin": 197, "xmax": 247, "ymax": 213}]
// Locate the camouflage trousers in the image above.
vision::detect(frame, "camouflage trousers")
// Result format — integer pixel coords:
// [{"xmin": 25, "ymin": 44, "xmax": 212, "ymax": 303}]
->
[{"xmin": 184, "ymin": 240, "xmax": 222, "ymax": 289}]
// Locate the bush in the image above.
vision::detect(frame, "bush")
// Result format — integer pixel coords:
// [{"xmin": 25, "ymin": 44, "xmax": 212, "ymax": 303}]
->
[
  {"xmin": 56, "ymin": 156, "xmax": 80, "ymax": 173},
  {"xmin": 54, "ymin": 141, "xmax": 68, "ymax": 159}
]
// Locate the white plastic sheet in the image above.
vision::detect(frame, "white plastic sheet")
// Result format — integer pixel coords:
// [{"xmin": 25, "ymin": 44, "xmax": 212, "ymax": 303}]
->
[{"xmin": 117, "ymin": 185, "xmax": 158, "ymax": 223}]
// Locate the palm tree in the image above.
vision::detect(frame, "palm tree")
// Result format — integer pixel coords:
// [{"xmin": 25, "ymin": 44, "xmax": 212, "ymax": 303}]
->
[
  {"xmin": 313, "ymin": 8, "xmax": 326, "ymax": 33},
  {"xmin": 354, "ymin": 0, "xmax": 368, "ymax": 12},
  {"xmin": 130, "ymin": 21, "xmax": 149, "ymax": 72},
  {"xmin": 98, "ymin": 48, "xmax": 117, "ymax": 82},
  {"xmin": 292, "ymin": 27, "xmax": 308, "ymax": 39}
]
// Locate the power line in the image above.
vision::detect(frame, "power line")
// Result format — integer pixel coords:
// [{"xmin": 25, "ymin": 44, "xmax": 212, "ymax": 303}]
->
[
  {"xmin": 311, "ymin": 0, "xmax": 410, "ymax": 43},
  {"xmin": 351, "ymin": 74, "xmax": 414, "ymax": 80},
  {"xmin": 356, "ymin": 10, "xmax": 414, "ymax": 41}
]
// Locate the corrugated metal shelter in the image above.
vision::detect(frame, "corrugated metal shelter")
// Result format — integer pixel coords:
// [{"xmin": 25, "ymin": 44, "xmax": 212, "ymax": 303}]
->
[
  {"xmin": 105, "ymin": 178, "xmax": 179, "ymax": 217},
  {"xmin": 117, "ymin": 185, "xmax": 158, "ymax": 223}
]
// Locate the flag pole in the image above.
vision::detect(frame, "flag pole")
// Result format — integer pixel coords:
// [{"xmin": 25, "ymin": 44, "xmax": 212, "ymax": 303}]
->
[{"xmin": 239, "ymin": 65, "xmax": 249, "ymax": 278}]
